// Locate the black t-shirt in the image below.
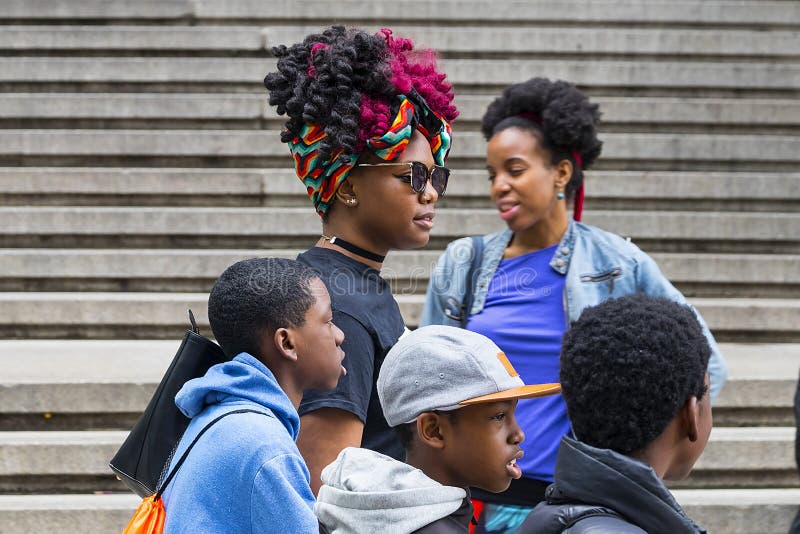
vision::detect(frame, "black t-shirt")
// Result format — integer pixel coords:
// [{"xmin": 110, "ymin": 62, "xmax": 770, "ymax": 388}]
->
[{"xmin": 297, "ymin": 247, "xmax": 406, "ymax": 460}]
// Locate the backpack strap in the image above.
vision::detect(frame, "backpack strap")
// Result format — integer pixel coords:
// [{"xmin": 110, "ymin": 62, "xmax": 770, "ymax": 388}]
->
[
  {"xmin": 154, "ymin": 409, "xmax": 266, "ymax": 499},
  {"xmin": 460, "ymin": 235, "xmax": 484, "ymax": 328}
]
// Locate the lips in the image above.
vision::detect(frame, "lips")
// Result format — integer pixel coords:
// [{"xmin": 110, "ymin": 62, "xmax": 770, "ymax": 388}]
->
[
  {"xmin": 497, "ymin": 202, "xmax": 520, "ymax": 222},
  {"xmin": 506, "ymin": 450, "xmax": 523, "ymax": 479},
  {"xmin": 413, "ymin": 211, "xmax": 435, "ymax": 230}
]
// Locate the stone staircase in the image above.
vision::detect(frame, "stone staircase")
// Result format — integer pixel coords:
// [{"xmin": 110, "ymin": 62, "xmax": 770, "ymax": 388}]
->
[{"xmin": 1, "ymin": 1, "xmax": 799, "ymax": 532}]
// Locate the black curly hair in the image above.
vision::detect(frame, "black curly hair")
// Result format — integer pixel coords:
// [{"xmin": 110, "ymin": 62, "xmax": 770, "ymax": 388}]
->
[
  {"xmin": 264, "ymin": 25, "xmax": 457, "ymax": 164},
  {"xmin": 481, "ymin": 78, "xmax": 602, "ymax": 200},
  {"xmin": 208, "ymin": 257, "xmax": 320, "ymax": 359},
  {"xmin": 265, "ymin": 26, "xmax": 391, "ymax": 163},
  {"xmin": 560, "ymin": 294, "xmax": 710, "ymax": 455}
]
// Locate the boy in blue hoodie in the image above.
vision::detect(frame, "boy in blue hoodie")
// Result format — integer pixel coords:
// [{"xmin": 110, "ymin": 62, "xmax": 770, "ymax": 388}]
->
[{"xmin": 161, "ymin": 257, "xmax": 346, "ymax": 533}]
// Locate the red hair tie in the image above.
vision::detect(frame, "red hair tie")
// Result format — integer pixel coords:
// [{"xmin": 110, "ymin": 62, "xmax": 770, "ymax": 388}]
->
[{"xmin": 572, "ymin": 151, "xmax": 584, "ymax": 221}]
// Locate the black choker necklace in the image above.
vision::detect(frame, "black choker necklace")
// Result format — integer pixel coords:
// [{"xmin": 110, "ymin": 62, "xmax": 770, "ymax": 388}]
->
[{"xmin": 322, "ymin": 235, "xmax": 386, "ymax": 263}]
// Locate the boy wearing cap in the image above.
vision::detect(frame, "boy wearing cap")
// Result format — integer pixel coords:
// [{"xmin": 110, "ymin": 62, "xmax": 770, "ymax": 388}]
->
[{"xmin": 315, "ymin": 325, "xmax": 560, "ymax": 534}]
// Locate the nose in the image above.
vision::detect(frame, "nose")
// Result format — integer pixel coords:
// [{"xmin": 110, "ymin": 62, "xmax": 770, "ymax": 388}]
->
[
  {"xmin": 419, "ymin": 171, "xmax": 439, "ymax": 204},
  {"xmin": 334, "ymin": 323, "xmax": 345, "ymax": 346},
  {"xmin": 509, "ymin": 417, "xmax": 525, "ymax": 445},
  {"xmin": 491, "ymin": 173, "xmax": 510, "ymax": 199}
]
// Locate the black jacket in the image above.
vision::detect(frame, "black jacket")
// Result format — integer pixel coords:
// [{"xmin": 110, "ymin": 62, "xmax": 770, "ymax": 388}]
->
[
  {"xmin": 413, "ymin": 496, "xmax": 475, "ymax": 533},
  {"xmin": 517, "ymin": 437, "xmax": 706, "ymax": 534}
]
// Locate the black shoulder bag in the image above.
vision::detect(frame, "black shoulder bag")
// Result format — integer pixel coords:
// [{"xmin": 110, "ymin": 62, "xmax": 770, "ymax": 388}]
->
[{"xmin": 110, "ymin": 310, "xmax": 229, "ymax": 497}]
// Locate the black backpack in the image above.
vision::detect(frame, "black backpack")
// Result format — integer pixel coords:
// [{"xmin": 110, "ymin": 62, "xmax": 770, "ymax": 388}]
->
[{"xmin": 109, "ymin": 311, "xmax": 229, "ymax": 497}]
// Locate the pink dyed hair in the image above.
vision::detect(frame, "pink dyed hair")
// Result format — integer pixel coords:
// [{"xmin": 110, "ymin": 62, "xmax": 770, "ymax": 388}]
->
[{"xmin": 355, "ymin": 28, "xmax": 458, "ymax": 150}]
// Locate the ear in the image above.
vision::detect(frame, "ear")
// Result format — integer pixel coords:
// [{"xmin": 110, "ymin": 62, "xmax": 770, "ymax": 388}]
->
[
  {"xmin": 335, "ymin": 177, "xmax": 358, "ymax": 206},
  {"xmin": 273, "ymin": 327, "xmax": 298, "ymax": 362},
  {"xmin": 554, "ymin": 159, "xmax": 573, "ymax": 190},
  {"xmin": 683, "ymin": 396, "xmax": 701, "ymax": 443},
  {"xmin": 416, "ymin": 412, "xmax": 446, "ymax": 450}
]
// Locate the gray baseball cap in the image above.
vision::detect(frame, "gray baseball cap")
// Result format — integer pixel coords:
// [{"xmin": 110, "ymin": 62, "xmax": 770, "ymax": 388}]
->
[{"xmin": 378, "ymin": 325, "xmax": 561, "ymax": 427}]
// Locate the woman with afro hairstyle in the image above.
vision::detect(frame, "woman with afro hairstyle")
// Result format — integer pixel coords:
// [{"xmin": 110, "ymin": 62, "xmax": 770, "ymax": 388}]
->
[
  {"xmin": 421, "ymin": 78, "xmax": 727, "ymax": 533},
  {"xmin": 264, "ymin": 25, "xmax": 458, "ymax": 495}
]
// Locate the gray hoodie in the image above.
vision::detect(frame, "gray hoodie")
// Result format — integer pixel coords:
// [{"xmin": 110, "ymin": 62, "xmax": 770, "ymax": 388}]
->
[{"xmin": 315, "ymin": 447, "xmax": 468, "ymax": 534}]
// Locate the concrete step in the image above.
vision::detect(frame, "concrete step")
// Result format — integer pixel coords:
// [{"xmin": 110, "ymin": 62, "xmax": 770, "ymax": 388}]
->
[
  {"xmin": 0, "ymin": 249, "xmax": 797, "ymax": 298},
  {"xmin": 2, "ymin": 168, "xmax": 797, "ymax": 213},
  {"xmin": 672, "ymin": 489, "xmax": 800, "ymax": 534},
  {"xmin": 0, "ymin": 427, "xmax": 790, "ymax": 491},
  {"xmin": 7, "ymin": 94, "xmax": 799, "ymax": 128},
  {"xmin": 0, "ymin": 494, "xmax": 140, "ymax": 534},
  {"xmin": 0, "ymin": 292, "xmax": 797, "ymax": 341},
  {"xmin": 4, "ymin": 0, "xmax": 798, "ymax": 26},
  {"xmin": 1, "ymin": 340, "xmax": 795, "ymax": 426},
  {"xmin": 397, "ymin": 295, "xmax": 800, "ymax": 341},
  {"xmin": 1, "ymin": 207, "xmax": 798, "ymax": 253},
  {"xmin": 3, "ymin": 130, "xmax": 797, "ymax": 167},
  {"xmin": 1, "ymin": 490, "xmax": 797, "ymax": 534},
  {"xmin": 3, "ymin": 26, "xmax": 798, "ymax": 58},
  {"xmin": 2, "ymin": 58, "xmax": 797, "ymax": 92},
  {"xmin": 0, "ymin": 26, "xmax": 263, "ymax": 52}
]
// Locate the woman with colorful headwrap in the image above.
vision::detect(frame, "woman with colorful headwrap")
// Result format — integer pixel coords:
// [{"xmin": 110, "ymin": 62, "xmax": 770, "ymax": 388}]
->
[
  {"xmin": 421, "ymin": 78, "xmax": 728, "ymax": 533},
  {"xmin": 264, "ymin": 25, "xmax": 458, "ymax": 494}
]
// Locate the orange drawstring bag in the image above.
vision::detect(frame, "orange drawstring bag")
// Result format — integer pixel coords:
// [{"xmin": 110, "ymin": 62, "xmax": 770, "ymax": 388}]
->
[
  {"xmin": 123, "ymin": 495, "xmax": 166, "ymax": 534},
  {"xmin": 119, "ymin": 409, "xmax": 262, "ymax": 534}
]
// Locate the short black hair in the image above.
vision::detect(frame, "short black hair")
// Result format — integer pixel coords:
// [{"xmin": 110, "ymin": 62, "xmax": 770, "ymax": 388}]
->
[
  {"xmin": 560, "ymin": 294, "xmax": 711, "ymax": 454},
  {"xmin": 481, "ymin": 77, "xmax": 602, "ymax": 201},
  {"xmin": 394, "ymin": 410, "xmax": 460, "ymax": 451},
  {"xmin": 208, "ymin": 257, "xmax": 320, "ymax": 359}
]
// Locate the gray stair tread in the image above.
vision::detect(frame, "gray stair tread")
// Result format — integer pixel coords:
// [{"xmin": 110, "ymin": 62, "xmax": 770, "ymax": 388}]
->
[
  {"xmin": 1, "ymin": 341, "xmax": 792, "ymax": 414},
  {"xmin": 0, "ymin": 491, "xmax": 792, "ymax": 534},
  {"xmin": 4, "ymin": 94, "xmax": 799, "ymax": 126},
  {"xmin": 193, "ymin": 1, "xmax": 800, "ymax": 25},
  {"xmin": 2, "ymin": 58, "xmax": 798, "ymax": 89},
  {"xmin": 1, "ymin": 249, "xmax": 798, "ymax": 286},
  {"xmin": 2, "ymin": 340, "xmax": 794, "ymax": 384},
  {"xmin": 0, "ymin": 26, "xmax": 263, "ymax": 50},
  {"xmin": 0, "ymin": 427, "xmax": 790, "ymax": 475},
  {"xmin": 265, "ymin": 26, "xmax": 800, "ymax": 56},
  {"xmin": 3, "ymin": 0, "xmax": 798, "ymax": 25},
  {"xmin": 3, "ymin": 26, "xmax": 797, "ymax": 56},
  {"xmin": 0, "ymin": 294, "xmax": 798, "ymax": 332},
  {"xmin": 5, "ymin": 488, "xmax": 794, "ymax": 511},
  {"xmin": 2, "ymin": 130, "xmax": 797, "ymax": 162},
  {"xmin": 672, "ymin": 488, "xmax": 800, "ymax": 506},
  {"xmin": 2, "ymin": 0, "xmax": 192, "ymax": 20},
  {"xmin": 0, "ymin": 340, "xmax": 176, "ymax": 383},
  {"xmin": 3, "ymin": 207, "xmax": 799, "ymax": 241},
  {"xmin": 0, "ymin": 493, "xmax": 140, "ymax": 510},
  {"xmin": 3, "ymin": 169, "xmax": 799, "ymax": 202},
  {"xmin": 0, "ymin": 431, "xmax": 125, "ymax": 444}
]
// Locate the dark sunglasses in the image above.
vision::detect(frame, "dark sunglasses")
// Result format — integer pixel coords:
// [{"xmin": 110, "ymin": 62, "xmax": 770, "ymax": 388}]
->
[{"xmin": 356, "ymin": 161, "xmax": 449, "ymax": 197}]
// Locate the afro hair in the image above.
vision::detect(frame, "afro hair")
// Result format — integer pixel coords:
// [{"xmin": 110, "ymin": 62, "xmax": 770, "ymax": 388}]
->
[
  {"xmin": 264, "ymin": 25, "xmax": 457, "ymax": 163},
  {"xmin": 559, "ymin": 293, "xmax": 711, "ymax": 455},
  {"xmin": 481, "ymin": 77, "xmax": 602, "ymax": 200},
  {"xmin": 208, "ymin": 257, "xmax": 320, "ymax": 359}
]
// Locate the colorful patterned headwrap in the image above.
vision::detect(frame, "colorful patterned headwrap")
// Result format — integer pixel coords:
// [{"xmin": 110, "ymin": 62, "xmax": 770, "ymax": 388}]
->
[{"xmin": 288, "ymin": 89, "xmax": 453, "ymax": 217}]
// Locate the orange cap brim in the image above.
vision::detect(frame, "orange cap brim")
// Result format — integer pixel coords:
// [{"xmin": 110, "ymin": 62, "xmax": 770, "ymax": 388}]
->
[{"xmin": 458, "ymin": 383, "xmax": 562, "ymax": 406}]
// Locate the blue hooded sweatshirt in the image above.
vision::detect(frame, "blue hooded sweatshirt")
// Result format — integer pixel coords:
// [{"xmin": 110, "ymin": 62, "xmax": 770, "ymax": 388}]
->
[{"xmin": 161, "ymin": 353, "xmax": 318, "ymax": 534}]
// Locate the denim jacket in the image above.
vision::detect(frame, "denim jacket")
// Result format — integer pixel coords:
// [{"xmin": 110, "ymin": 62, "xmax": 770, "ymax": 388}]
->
[{"xmin": 421, "ymin": 221, "xmax": 728, "ymax": 402}]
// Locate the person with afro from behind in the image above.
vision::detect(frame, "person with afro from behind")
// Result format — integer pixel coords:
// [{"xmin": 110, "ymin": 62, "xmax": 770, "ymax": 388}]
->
[
  {"xmin": 517, "ymin": 293, "xmax": 712, "ymax": 533},
  {"xmin": 421, "ymin": 78, "xmax": 726, "ymax": 532}
]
